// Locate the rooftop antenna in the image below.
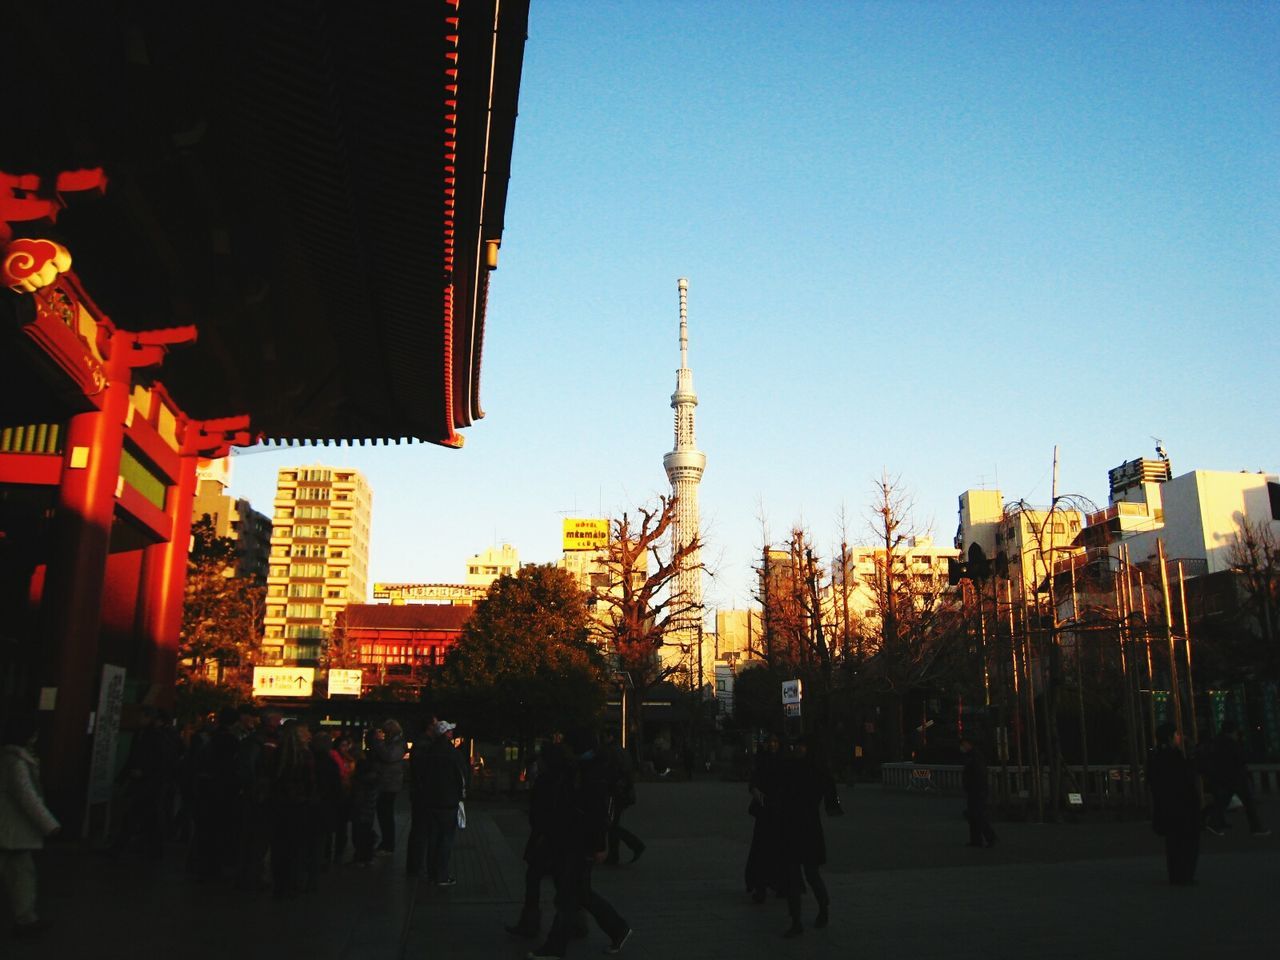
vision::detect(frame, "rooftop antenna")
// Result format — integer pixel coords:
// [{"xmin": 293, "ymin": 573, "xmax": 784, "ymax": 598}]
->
[{"xmin": 1151, "ymin": 436, "xmax": 1169, "ymax": 462}]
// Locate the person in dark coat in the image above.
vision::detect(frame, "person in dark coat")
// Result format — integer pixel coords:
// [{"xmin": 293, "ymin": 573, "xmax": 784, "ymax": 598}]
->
[
  {"xmin": 370, "ymin": 719, "xmax": 407, "ymax": 854},
  {"xmin": 406, "ymin": 720, "xmax": 469, "ymax": 883},
  {"xmin": 190, "ymin": 707, "xmax": 241, "ymax": 879},
  {"xmin": 529, "ymin": 729, "xmax": 631, "ymax": 960},
  {"xmin": 112, "ymin": 706, "xmax": 175, "ymax": 860},
  {"xmin": 311, "ymin": 732, "xmax": 343, "ymax": 870},
  {"xmin": 349, "ymin": 753, "xmax": 380, "ymax": 867},
  {"xmin": 602, "ymin": 732, "xmax": 644, "ymax": 865},
  {"xmin": 745, "ymin": 733, "xmax": 784, "ymax": 903},
  {"xmin": 268, "ymin": 720, "xmax": 317, "ymax": 898},
  {"xmin": 777, "ymin": 737, "xmax": 831, "ymax": 938},
  {"xmin": 1147, "ymin": 722, "xmax": 1201, "ymax": 885},
  {"xmin": 1204, "ymin": 721, "xmax": 1269, "ymax": 836},
  {"xmin": 235, "ymin": 709, "xmax": 279, "ymax": 890},
  {"xmin": 960, "ymin": 736, "xmax": 997, "ymax": 848},
  {"xmin": 507, "ymin": 738, "xmax": 570, "ymax": 939}
]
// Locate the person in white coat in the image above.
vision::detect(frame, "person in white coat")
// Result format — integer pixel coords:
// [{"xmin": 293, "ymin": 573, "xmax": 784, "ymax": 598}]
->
[{"xmin": 0, "ymin": 715, "xmax": 60, "ymax": 936}]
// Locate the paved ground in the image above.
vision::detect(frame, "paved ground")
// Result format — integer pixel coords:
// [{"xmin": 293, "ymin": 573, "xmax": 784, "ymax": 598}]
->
[{"xmin": 5, "ymin": 780, "xmax": 1276, "ymax": 959}]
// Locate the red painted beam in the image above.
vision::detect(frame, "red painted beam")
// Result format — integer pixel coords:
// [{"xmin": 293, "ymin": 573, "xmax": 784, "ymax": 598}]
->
[{"xmin": 0, "ymin": 452, "xmax": 61, "ymax": 485}]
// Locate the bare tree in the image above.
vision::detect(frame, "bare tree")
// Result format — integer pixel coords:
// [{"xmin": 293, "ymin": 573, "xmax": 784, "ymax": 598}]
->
[
  {"xmin": 589, "ymin": 495, "xmax": 704, "ymax": 755},
  {"xmin": 1227, "ymin": 515, "xmax": 1280, "ymax": 677},
  {"xmin": 859, "ymin": 474, "xmax": 964, "ymax": 761}
]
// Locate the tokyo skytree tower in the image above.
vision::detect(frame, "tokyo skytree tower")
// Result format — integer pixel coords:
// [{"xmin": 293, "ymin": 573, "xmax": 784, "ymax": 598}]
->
[{"xmin": 662, "ymin": 278, "xmax": 706, "ymax": 644}]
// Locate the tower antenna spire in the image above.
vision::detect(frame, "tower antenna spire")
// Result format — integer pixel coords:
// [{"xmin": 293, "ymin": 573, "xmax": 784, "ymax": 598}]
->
[{"xmin": 678, "ymin": 277, "xmax": 689, "ymax": 369}]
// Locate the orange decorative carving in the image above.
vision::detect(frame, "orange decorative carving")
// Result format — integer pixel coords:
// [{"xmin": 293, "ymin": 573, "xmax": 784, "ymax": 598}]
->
[{"xmin": 4, "ymin": 238, "xmax": 72, "ymax": 293}]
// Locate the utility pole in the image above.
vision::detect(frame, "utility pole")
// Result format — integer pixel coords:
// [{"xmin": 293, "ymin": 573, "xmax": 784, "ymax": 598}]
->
[{"xmin": 1158, "ymin": 539, "xmax": 1184, "ymax": 742}]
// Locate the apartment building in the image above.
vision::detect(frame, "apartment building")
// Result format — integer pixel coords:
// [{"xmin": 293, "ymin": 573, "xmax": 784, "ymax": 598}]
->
[{"xmin": 263, "ymin": 466, "xmax": 372, "ymax": 664}]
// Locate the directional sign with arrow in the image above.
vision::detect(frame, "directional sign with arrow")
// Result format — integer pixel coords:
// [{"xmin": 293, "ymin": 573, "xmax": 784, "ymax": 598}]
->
[{"xmin": 253, "ymin": 666, "xmax": 315, "ymax": 698}]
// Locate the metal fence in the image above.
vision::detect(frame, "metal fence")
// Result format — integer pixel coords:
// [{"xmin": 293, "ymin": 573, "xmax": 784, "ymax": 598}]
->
[{"xmin": 881, "ymin": 761, "xmax": 1280, "ymax": 805}]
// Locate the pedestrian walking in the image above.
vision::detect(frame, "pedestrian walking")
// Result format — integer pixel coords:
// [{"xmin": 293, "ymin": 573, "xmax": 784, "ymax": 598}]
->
[
  {"xmin": 1147, "ymin": 722, "xmax": 1200, "ymax": 886},
  {"xmin": 777, "ymin": 737, "xmax": 831, "ymax": 938},
  {"xmin": 527, "ymin": 728, "xmax": 631, "ymax": 960},
  {"xmin": 602, "ymin": 732, "xmax": 644, "ymax": 865},
  {"xmin": 370, "ymin": 719, "xmax": 407, "ymax": 855},
  {"xmin": 960, "ymin": 736, "xmax": 997, "ymax": 848},
  {"xmin": 744, "ymin": 734, "xmax": 784, "ymax": 903},
  {"xmin": 0, "ymin": 715, "xmax": 60, "ymax": 938},
  {"xmin": 1203, "ymin": 721, "xmax": 1269, "ymax": 837},
  {"xmin": 508, "ymin": 738, "xmax": 590, "ymax": 940},
  {"xmin": 406, "ymin": 720, "xmax": 468, "ymax": 884}
]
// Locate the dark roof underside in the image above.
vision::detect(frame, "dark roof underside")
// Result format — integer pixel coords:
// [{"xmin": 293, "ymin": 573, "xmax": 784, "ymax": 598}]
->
[{"xmin": 2, "ymin": 0, "xmax": 528, "ymax": 445}]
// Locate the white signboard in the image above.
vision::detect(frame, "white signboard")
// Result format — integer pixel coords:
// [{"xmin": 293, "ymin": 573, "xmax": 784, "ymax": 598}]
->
[
  {"xmin": 781, "ymin": 679, "xmax": 803, "ymax": 705},
  {"xmin": 328, "ymin": 668, "xmax": 363, "ymax": 697},
  {"xmin": 253, "ymin": 666, "xmax": 314, "ymax": 698},
  {"xmin": 86, "ymin": 664, "xmax": 127, "ymax": 805}
]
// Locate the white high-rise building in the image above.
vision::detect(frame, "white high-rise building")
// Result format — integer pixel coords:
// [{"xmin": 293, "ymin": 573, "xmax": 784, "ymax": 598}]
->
[{"xmin": 662, "ymin": 278, "xmax": 706, "ymax": 664}]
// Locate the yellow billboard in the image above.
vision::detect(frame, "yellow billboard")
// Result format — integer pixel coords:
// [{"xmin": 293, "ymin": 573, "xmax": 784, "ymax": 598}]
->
[{"xmin": 562, "ymin": 517, "xmax": 609, "ymax": 551}]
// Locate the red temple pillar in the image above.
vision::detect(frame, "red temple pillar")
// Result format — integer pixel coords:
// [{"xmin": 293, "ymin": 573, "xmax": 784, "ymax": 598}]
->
[
  {"xmin": 40, "ymin": 349, "xmax": 134, "ymax": 817},
  {"xmin": 38, "ymin": 327, "xmax": 195, "ymax": 821},
  {"xmin": 137, "ymin": 455, "xmax": 199, "ymax": 707}
]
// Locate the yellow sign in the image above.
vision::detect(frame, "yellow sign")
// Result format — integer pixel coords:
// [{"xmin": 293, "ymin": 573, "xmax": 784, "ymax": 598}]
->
[
  {"xmin": 563, "ymin": 518, "xmax": 609, "ymax": 551},
  {"xmin": 371, "ymin": 583, "xmax": 487, "ymax": 602}
]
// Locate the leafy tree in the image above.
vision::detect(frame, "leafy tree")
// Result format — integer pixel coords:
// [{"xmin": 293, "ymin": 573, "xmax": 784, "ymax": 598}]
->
[
  {"xmin": 588, "ymin": 496, "xmax": 703, "ymax": 756},
  {"xmin": 436, "ymin": 564, "xmax": 608, "ymax": 747},
  {"xmin": 179, "ymin": 516, "xmax": 263, "ymax": 703}
]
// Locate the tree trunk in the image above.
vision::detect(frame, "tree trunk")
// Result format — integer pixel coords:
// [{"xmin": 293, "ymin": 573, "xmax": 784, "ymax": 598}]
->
[{"xmin": 889, "ymin": 694, "xmax": 906, "ymax": 762}]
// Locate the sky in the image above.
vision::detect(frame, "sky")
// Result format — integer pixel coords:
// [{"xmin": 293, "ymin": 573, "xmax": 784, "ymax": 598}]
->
[{"xmin": 229, "ymin": 0, "xmax": 1280, "ymax": 617}]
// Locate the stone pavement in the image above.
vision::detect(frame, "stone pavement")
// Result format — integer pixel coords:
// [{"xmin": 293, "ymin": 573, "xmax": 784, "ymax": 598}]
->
[{"xmin": 5, "ymin": 781, "xmax": 1276, "ymax": 959}]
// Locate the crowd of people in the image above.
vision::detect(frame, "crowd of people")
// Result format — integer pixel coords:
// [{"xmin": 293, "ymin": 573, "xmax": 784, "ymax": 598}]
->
[
  {"xmin": 1, "ymin": 701, "xmax": 1274, "ymax": 948},
  {"xmin": 104, "ymin": 706, "xmax": 473, "ymax": 898}
]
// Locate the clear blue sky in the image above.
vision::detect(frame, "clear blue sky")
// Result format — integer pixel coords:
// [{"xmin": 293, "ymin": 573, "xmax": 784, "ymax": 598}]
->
[{"xmin": 231, "ymin": 1, "xmax": 1279, "ymax": 616}]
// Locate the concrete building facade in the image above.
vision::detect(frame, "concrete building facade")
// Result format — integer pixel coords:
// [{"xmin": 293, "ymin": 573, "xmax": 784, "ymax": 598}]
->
[
  {"xmin": 465, "ymin": 543, "xmax": 520, "ymax": 587},
  {"xmin": 1081, "ymin": 459, "xmax": 1280, "ymax": 575},
  {"xmin": 263, "ymin": 466, "xmax": 372, "ymax": 664},
  {"xmin": 955, "ymin": 488, "xmax": 1083, "ymax": 593},
  {"xmin": 190, "ymin": 461, "xmax": 271, "ymax": 581}
]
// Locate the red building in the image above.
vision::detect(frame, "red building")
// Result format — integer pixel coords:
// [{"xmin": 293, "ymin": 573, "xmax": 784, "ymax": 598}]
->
[
  {"xmin": 337, "ymin": 604, "xmax": 473, "ymax": 696},
  {"xmin": 1, "ymin": 1, "xmax": 529, "ymax": 823}
]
